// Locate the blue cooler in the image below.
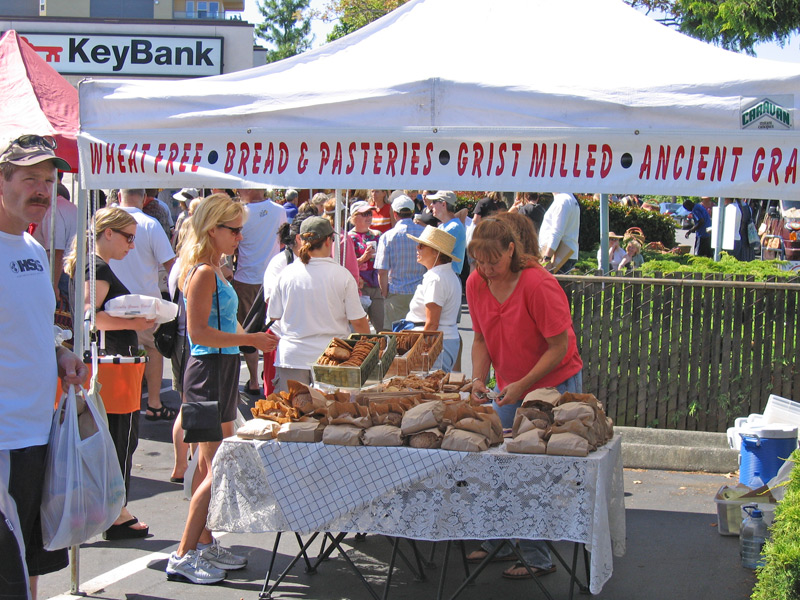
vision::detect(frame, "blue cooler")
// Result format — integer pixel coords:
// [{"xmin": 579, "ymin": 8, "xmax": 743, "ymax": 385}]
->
[{"xmin": 739, "ymin": 423, "xmax": 798, "ymax": 488}]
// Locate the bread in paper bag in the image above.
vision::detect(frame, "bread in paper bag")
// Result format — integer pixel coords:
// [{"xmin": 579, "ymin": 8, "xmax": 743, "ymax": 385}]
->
[
  {"xmin": 521, "ymin": 387, "xmax": 561, "ymax": 407},
  {"xmin": 441, "ymin": 426, "xmax": 489, "ymax": 452},
  {"xmin": 546, "ymin": 432, "xmax": 590, "ymax": 457},
  {"xmin": 473, "ymin": 406, "xmax": 504, "ymax": 446},
  {"xmin": 512, "ymin": 408, "xmax": 551, "ymax": 438},
  {"xmin": 322, "ymin": 424, "xmax": 363, "ymax": 446},
  {"xmin": 236, "ymin": 418, "xmax": 281, "ymax": 440},
  {"xmin": 408, "ymin": 427, "xmax": 443, "ymax": 449},
  {"xmin": 328, "ymin": 402, "xmax": 372, "ymax": 428},
  {"xmin": 506, "ymin": 428, "xmax": 547, "ymax": 454},
  {"xmin": 276, "ymin": 421, "xmax": 324, "ymax": 442},
  {"xmin": 362, "ymin": 425, "xmax": 404, "ymax": 447},
  {"xmin": 401, "ymin": 400, "xmax": 444, "ymax": 435}
]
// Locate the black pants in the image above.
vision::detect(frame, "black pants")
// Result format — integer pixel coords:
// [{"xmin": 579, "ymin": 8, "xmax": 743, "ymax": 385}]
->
[
  {"xmin": 694, "ymin": 234, "xmax": 713, "ymax": 257},
  {"xmin": 106, "ymin": 412, "xmax": 140, "ymax": 502}
]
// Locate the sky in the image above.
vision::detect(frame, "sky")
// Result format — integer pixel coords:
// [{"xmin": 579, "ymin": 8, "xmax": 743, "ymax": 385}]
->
[{"xmin": 232, "ymin": 0, "xmax": 800, "ymax": 63}]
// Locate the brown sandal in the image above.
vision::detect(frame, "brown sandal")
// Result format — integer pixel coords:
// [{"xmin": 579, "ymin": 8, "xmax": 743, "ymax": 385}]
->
[
  {"xmin": 465, "ymin": 549, "xmax": 516, "ymax": 564},
  {"xmin": 502, "ymin": 562, "xmax": 557, "ymax": 579}
]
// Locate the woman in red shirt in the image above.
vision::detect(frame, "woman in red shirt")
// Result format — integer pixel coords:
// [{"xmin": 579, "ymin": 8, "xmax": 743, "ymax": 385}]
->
[
  {"xmin": 465, "ymin": 216, "xmax": 583, "ymax": 579},
  {"xmin": 368, "ymin": 189, "xmax": 394, "ymax": 233}
]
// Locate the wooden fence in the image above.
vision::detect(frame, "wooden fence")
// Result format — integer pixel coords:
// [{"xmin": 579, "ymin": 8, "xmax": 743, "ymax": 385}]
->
[{"xmin": 556, "ymin": 273, "xmax": 800, "ymax": 433}]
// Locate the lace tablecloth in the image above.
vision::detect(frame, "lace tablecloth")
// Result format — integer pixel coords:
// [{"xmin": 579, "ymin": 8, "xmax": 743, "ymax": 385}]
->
[{"xmin": 209, "ymin": 435, "xmax": 625, "ymax": 594}]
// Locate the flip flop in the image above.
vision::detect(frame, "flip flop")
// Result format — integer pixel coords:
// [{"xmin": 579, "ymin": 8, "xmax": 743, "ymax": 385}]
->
[
  {"xmin": 465, "ymin": 549, "xmax": 516, "ymax": 564},
  {"xmin": 502, "ymin": 562, "xmax": 556, "ymax": 580},
  {"xmin": 169, "ymin": 476, "xmax": 184, "ymax": 484},
  {"xmin": 103, "ymin": 518, "xmax": 149, "ymax": 540}
]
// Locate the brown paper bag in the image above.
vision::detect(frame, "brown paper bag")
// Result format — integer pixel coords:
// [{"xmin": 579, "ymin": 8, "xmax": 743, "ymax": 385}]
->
[
  {"xmin": 401, "ymin": 400, "xmax": 444, "ymax": 435},
  {"xmin": 276, "ymin": 421, "xmax": 324, "ymax": 442},
  {"xmin": 236, "ymin": 418, "xmax": 281, "ymax": 440},
  {"xmin": 521, "ymin": 387, "xmax": 562, "ymax": 407},
  {"xmin": 408, "ymin": 427, "xmax": 443, "ymax": 449},
  {"xmin": 546, "ymin": 432, "xmax": 590, "ymax": 457},
  {"xmin": 362, "ymin": 425, "xmax": 404, "ymax": 447},
  {"xmin": 328, "ymin": 402, "xmax": 372, "ymax": 428},
  {"xmin": 441, "ymin": 426, "xmax": 489, "ymax": 452},
  {"xmin": 322, "ymin": 424, "xmax": 363, "ymax": 446},
  {"xmin": 506, "ymin": 428, "xmax": 547, "ymax": 454}
]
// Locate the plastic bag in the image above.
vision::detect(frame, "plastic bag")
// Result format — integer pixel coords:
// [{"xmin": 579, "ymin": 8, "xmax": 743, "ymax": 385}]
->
[
  {"xmin": 103, "ymin": 293, "xmax": 178, "ymax": 324},
  {"xmin": 41, "ymin": 386, "xmax": 126, "ymax": 550}
]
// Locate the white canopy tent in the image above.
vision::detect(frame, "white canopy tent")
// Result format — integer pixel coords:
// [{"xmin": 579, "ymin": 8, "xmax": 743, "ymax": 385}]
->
[{"xmin": 78, "ymin": 0, "xmax": 800, "ymax": 199}]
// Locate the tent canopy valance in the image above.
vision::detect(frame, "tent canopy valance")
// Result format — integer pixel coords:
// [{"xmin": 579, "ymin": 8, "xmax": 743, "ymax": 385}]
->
[{"xmin": 78, "ymin": 0, "xmax": 800, "ymax": 199}]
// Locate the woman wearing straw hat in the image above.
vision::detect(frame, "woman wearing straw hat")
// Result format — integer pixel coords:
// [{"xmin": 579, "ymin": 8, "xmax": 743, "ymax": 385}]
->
[{"xmin": 404, "ymin": 225, "xmax": 462, "ymax": 372}]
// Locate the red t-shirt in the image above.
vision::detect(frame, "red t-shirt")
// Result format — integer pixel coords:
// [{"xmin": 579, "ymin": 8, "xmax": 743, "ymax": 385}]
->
[
  {"xmin": 371, "ymin": 203, "xmax": 393, "ymax": 234},
  {"xmin": 466, "ymin": 266, "xmax": 583, "ymax": 393}
]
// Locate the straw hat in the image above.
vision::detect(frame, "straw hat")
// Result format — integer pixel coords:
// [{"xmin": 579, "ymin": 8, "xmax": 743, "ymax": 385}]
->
[
  {"xmin": 407, "ymin": 225, "xmax": 461, "ymax": 262},
  {"xmin": 608, "ymin": 231, "xmax": 623, "ymax": 239}
]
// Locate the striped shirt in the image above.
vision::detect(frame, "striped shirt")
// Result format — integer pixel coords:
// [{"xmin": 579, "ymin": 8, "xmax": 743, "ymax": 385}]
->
[{"xmin": 374, "ymin": 219, "xmax": 426, "ymax": 294}]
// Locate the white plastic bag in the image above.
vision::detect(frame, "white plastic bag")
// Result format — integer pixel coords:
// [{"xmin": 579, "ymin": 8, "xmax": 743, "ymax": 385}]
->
[
  {"xmin": 103, "ymin": 293, "xmax": 178, "ymax": 324},
  {"xmin": 41, "ymin": 386, "xmax": 126, "ymax": 550}
]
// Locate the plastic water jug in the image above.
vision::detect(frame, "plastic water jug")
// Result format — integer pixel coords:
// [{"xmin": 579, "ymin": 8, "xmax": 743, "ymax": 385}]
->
[
  {"xmin": 740, "ymin": 505, "xmax": 768, "ymax": 569},
  {"xmin": 739, "ymin": 423, "xmax": 798, "ymax": 487}
]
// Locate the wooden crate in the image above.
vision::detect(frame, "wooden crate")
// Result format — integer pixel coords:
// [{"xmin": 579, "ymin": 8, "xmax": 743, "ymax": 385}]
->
[
  {"xmin": 348, "ymin": 333, "xmax": 398, "ymax": 379},
  {"xmin": 380, "ymin": 330, "xmax": 444, "ymax": 377},
  {"xmin": 312, "ymin": 338, "xmax": 380, "ymax": 388}
]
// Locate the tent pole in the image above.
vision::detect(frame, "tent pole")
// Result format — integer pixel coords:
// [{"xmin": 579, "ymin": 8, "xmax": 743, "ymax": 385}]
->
[
  {"xmin": 48, "ymin": 181, "xmax": 57, "ymax": 285},
  {"xmin": 713, "ymin": 196, "xmax": 726, "ymax": 262},
  {"xmin": 334, "ymin": 190, "xmax": 343, "ymax": 265},
  {"xmin": 69, "ymin": 186, "xmax": 88, "ymax": 596},
  {"xmin": 599, "ymin": 194, "xmax": 610, "ymax": 273}
]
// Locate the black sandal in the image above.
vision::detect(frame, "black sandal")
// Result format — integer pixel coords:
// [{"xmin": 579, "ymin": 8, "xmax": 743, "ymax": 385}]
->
[{"xmin": 145, "ymin": 405, "xmax": 178, "ymax": 421}]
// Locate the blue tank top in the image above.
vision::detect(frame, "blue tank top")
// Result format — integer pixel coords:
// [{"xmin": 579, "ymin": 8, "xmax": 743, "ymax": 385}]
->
[{"xmin": 187, "ymin": 273, "xmax": 239, "ymax": 356}]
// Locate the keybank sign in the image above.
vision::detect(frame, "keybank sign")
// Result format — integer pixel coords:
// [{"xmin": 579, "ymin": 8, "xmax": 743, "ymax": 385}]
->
[{"xmin": 19, "ymin": 33, "xmax": 223, "ymax": 77}]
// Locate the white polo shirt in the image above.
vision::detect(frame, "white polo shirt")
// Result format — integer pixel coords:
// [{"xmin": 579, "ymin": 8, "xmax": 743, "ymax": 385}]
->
[
  {"xmin": 234, "ymin": 199, "xmax": 287, "ymax": 285},
  {"xmin": 268, "ymin": 257, "xmax": 366, "ymax": 369},
  {"xmin": 109, "ymin": 207, "xmax": 175, "ymax": 298}
]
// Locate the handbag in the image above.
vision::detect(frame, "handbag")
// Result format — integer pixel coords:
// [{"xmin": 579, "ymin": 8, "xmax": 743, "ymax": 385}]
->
[
  {"xmin": 182, "ymin": 272, "xmax": 223, "ymax": 443},
  {"xmin": 153, "ymin": 287, "xmax": 182, "ymax": 358},
  {"xmin": 747, "ymin": 221, "xmax": 760, "ymax": 247},
  {"xmin": 40, "ymin": 385, "xmax": 126, "ymax": 550},
  {"xmin": 181, "ymin": 401, "xmax": 223, "ymax": 443}
]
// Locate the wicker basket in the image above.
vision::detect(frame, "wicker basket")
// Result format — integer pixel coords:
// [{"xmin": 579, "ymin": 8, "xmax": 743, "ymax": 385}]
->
[
  {"xmin": 312, "ymin": 338, "xmax": 380, "ymax": 388},
  {"xmin": 347, "ymin": 333, "xmax": 398, "ymax": 380}
]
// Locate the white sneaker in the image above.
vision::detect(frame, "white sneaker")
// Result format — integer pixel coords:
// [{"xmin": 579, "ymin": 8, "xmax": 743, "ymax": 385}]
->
[
  {"xmin": 166, "ymin": 549, "xmax": 226, "ymax": 584},
  {"xmin": 199, "ymin": 538, "xmax": 248, "ymax": 571}
]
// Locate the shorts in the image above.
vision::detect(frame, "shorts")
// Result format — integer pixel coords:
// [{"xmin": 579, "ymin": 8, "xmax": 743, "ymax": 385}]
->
[
  {"xmin": 183, "ymin": 353, "xmax": 241, "ymax": 427},
  {"xmin": 137, "ymin": 325, "xmax": 156, "ymax": 350},
  {"xmin": 232, "ymin": 280, "xmax": 262, "ymax": 324},
  {"xmin": 3, "ymin": 445, "xmax": 68, "ymax": 578},
  {"xmin": 170, "ymin": 333, "xmax": 190, "ymax": 394}
]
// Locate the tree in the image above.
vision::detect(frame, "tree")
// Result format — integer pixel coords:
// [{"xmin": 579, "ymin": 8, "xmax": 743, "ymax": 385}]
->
[
  {"xmin": 256, "ymin": 0, "xmax": 313, "ymax": 63},
  {"xmin": 626, "ymin": 0, "xmax": 800, "ymax": 54},
  {"xmin": 322, "ymin": 0, "xmax": 407, "ymax": 42}
]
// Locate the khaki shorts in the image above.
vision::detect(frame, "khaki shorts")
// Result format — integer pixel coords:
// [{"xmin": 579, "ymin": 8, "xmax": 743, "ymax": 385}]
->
[
  {"xmin": 137, "ymin": 325, "xmax": 156, "ymax": 350},
  {"xmin": 232, "ymin": 280, "xmax": 262, "ymax": 324}
]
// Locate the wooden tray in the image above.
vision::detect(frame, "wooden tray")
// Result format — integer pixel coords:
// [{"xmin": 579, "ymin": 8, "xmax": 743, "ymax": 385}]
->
[
  {"xmin": 312, "ymin": 338, "xmax": 380, "ymax": 388},
  {"xmin": 348, "ymin": 333, "xmax": 398, "ymax": 379},
  {"xmin": 380, "ymin": 330, "xmax": 444, "ymax": 377}
]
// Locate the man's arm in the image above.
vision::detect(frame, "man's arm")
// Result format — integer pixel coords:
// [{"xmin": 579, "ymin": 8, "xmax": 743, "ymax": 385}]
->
[{"xmin": 378, "ymin": 269, "xmax": 389, "ymax": 298}]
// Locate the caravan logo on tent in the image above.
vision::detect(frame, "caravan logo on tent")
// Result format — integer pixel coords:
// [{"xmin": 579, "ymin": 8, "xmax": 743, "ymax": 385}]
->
[
  {"xmin": 19, "ymin": 33, "xmax": 223, "ymax": 77},
  {"xmin": 741, "ymin": 96, "xmax": 793, "ymax": 130}
]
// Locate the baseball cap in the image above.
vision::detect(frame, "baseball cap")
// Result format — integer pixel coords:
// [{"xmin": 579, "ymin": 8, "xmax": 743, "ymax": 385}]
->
[
  {"xmin": 0, "ymin": 135, "xmax": 71, "ymax": 172},
  {"xmin": 349, "ymin": 200, "xmax": 375, "ymax": 218},
  {"xmin": 299, "ymin": 216, "xmax": 334, "ymax": 240},
  {"xmin": 173, "ymin": 188, "xmax": 201, "ymax": 203},
  {"xmin": 391, "ymin": 194, "xmax": 415, "ymax": 213},
  {"xmin": 427, "ymin": 190, "xmax": 457, "ymax": 209}
]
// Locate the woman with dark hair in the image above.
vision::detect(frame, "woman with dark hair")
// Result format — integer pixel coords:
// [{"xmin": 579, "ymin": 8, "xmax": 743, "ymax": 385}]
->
[
  {"xmin": 464, "ymin": 216, "xmax": 583, "ymax": 580},
  {"xmin": 268, "ymin": 216, "xmax": 370, "ymax": 391}
]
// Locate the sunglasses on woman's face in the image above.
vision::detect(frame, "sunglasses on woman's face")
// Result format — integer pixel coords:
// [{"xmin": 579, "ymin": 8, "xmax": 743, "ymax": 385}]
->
[
  {"xmin": 111, "ymin": 229, "xmax": 135, "ymax": 244},
  {"xmin": 218, "ymin": 224, "xmax": 243, "ymax": 235}
]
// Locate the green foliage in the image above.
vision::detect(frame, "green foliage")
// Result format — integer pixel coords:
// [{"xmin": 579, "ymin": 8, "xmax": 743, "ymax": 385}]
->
[
  {"xmin": 256, "ymin": 0, "xmax": 312, "ymax": 63},
  {"xmin": 626, "ymin": 0, "xmax": 800, "ymax": 54},
  {"xmin": 640, "ymin": 253, "xmax": 793, "ymax": 280},
  {"xmin": 578, "ymin": 198, "xmax": 677, "ymax": 250},
  {"xmin": 752, "ymin": 451, "xmax": 800, "ymax": 600},
  {"xmin": 324, "ymin": 0, "xmax": 408, "ymax": 42}
]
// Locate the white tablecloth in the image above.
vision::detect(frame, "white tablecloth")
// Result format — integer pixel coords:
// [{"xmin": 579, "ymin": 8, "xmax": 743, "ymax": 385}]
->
[{"xmin": 208, "ymin": 435, "xmax": 626, "ymax": 594}]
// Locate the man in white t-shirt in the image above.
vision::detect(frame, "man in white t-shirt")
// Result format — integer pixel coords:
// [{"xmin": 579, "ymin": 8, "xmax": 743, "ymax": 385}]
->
[
  {"xmin": 539, "ymin": 192, "xmax": 581, "ymax": 273},
  {"xmin": 31, "ymin": 191, "xmax": 78, "ymax": 298},
  {"xmin": 0, "ymin": 134, "xmax": 87, "ymax": 600},
  {"xmin": 233, "ymin": 188, "xmax": 286, "ymax": 395},
  {"xmin": 110, "ymin": 189, "xmax": 177, "ymax": 422}
]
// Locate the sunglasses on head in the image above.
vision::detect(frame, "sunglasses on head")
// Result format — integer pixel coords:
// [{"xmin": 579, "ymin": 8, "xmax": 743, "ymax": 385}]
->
[
  {"xmin": 111, "ymin": 229, "xmax": 135, "ymax": 244},
  {"xmin": 218, "ymin": 224, "xmax": 243, "ymax": 235},
  {"xmin": 13, "ymin": 134, "xmax": 58, "ymax": 151}
]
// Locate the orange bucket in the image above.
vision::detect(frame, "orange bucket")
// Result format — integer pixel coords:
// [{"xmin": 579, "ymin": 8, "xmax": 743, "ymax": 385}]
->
[{"xmin": 56, "ymin": 356, "xmax": 147, "ymax": 414}]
